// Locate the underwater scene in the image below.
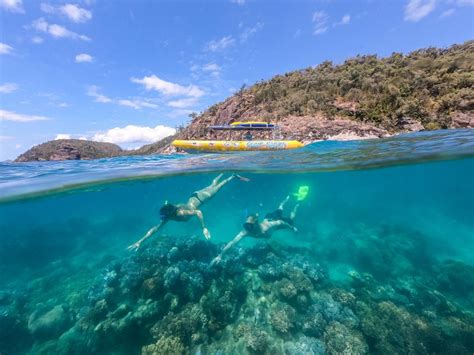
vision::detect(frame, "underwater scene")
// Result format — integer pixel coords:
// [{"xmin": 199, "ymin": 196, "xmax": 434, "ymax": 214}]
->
[{"xmin": 1, "ymin": 129, "xmax": 474, "ymax": 355}]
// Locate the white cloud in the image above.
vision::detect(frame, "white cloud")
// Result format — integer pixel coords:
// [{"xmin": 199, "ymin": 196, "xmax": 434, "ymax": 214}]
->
[
  {"xmin": 0, "ymin": 42, "xmax": 13, "ymax": 55},
  {"xmin": 205, "ymin": 36, "xmax": 235, "ymax": 52},
  {"xmin": 191, "ymin": 63, "xmax": 221, "ymax": 78},
  {"xmin": 0, "ymin": 0, "xmax": 24, "ymax": 13},
  {"xmin": 0, "ymin": 135, "xmax": 14, "ymax": 141},
  {"xmin": 240, "ymin": 22, "xmax": 264, "ymax": 42},
  {"xmin": 58, "ymin": 102, "xmax": 69, "ymax": 107},
  {"xmin": 0, "ymin": 83, "xmax": 18, "ymax": 93},
  {"xmin": 32, "ymin": 18, "xmax": 91, "ymax": 41},
  {"xmin": 87, "ymin": 85, "xmax": 112, "ymax": 103},
  {"xmin": 75, "ymin": 53, "xmax": 93, "ymax": 63},
  {"xmin": 15, "ymin": 144, "xmax": 22, "ymax": 149},
  {"xmin": 440, "ymin": 8, "xmax": 455, "ymax": 17},
  {"xmin": 32, "ymin": 17, "xmax": 48, "ymax": 31},
  {"xmin": 41, "ymin": 3, "xmax": 92, "ymax": 23},
  {"xmin": 49, "ymin": 24, "xmax": 87, "ymax": 39},
  {"xmin": 117, "ymin": 100, "xmax": 141, "ymax": 109},
  {"xmin": 167, "ymin": 97, "xmax": 198, "ymax": 108},
  {"xmin": 60, "ymin": 4, "xmax": 92, "ymax": 23},
  {"xmin": 202, "ymin": 63, "xmax": 221, "ymax": 72},
  {"xmin": 55, "ymin": 134, "xmax": 71, "ymax": 140},
  {"xmin": 92, "ymin": 125, "xmax": 176, "ymax": 145},
  {"xmin": 312, "ymin": 11, "xmax": 328, "ymax": 23},
  {"xmin": 334, "ymin": 14, "xmax": 351, "ymax": 26},
  {"xmin": 39, "ymin": 3, "xmax": 54, "ymax": 13},
  {"xmin": 132, "ymin": 75, "xmax": 204, "ymax": 98},
  {"xmin": 312, "ymin": 11, "xmax": 329, "ymax": 35},
  {"xmin": 404, "ymin": 0, "xmax": 436, "ymax": 21},
  {"xmin": 0, "ymin": 109, "xmax": 51, "ymax": 122},
  {"xmin": 87, "ymin": 86, "xmax": 158, "ymax": 109},
  {"xmin": 230, "ymin": 0, "xmax": 245, "ymax": 4},
  {"xmin": 32, "ymin": 36, "xmax": 44, "ymax": 44},
  {"xmin": 117, "ymin": 99, "xmax": 158, "ymax": 110},
  {"xmin": 202, "ymin": 63, "xmax": 221, "ymax": 77},
  {"xmin": 313, "ymin": 27, "xmax": 328, "ymax": 35}
]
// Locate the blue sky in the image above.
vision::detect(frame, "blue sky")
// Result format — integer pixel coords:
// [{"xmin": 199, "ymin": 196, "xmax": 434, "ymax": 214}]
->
[{"xmin": 0, "ymin": 0, "xmax": 473, "ymax": 160}]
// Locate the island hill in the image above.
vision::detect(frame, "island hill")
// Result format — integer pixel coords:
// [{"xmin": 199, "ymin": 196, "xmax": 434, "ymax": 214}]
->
[
  {"xmin": 16, "ymin": 41, "xmax": 473, "ymax": 162},
  {"xmin": 15, "ymin": 135, "xmax": 176, "ymax": 162}
]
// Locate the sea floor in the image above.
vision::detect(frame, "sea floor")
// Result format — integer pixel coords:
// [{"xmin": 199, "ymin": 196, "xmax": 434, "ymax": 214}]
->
[{"xmin": 1, "ymin": 226, "xmax": 473, "ymax": 354}]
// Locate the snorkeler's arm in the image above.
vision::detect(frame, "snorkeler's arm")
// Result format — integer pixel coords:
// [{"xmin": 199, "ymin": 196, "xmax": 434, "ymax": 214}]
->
[
  {"xmin": 180, "ymin": 209, "xmax": 210, "ymax": 240},
  {"xmin": 211, "ymin": 230, "xmax": 248, "ymax": 266},
  {"xmin": 127, "ymin": 221, "xmax": 167, "ymax": 251}
]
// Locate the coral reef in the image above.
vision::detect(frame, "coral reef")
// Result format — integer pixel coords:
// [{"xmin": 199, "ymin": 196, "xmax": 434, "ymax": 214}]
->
[
  {"xmin": 28, "ymin": 304, "xmax": 73, "ymax": 340},
  {"xmin": 1, "ymin": 233, "xmax": 473, "ymax": 354}
]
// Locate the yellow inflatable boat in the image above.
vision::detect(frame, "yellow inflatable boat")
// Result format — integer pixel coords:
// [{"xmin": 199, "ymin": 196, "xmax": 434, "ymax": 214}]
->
[{"xmin": 172, "ymin": 140, "xmax": 303, "ymax": 152}]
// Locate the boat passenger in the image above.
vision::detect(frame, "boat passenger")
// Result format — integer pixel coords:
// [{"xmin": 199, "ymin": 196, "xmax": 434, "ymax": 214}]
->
[
  {"xmin": 127, "ymin": 173, "xmax": 249, "ymax": 251},
  {"xmin": 210, "ymin": 194, "xmax": 301, "ymax": 266}
]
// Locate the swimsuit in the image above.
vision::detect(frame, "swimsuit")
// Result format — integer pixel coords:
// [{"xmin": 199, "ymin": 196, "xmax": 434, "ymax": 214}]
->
[{"xmin": 265, "ymin": 209, "xmax": 294, "ymax": 226}]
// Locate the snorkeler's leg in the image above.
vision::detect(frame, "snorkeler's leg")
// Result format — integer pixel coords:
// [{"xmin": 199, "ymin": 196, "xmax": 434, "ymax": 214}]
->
[
  {"xmin": 200, "ymin": 174, "xmax": 237, "ymax": 198},
  {"xmin": 278, "ymin": 195, "xmax": 291, "ymax": 211},
  {"xmin": 270, "ymin": 219, "xmax": 297, "ymax": 233},
  {"xmin": 194, "ymin": 174, "xmax": 227, "ymax": 197},
  {"xmin": 193, "ymin": 174, "xmax": 249, "ymax": 204},
  {"xmin": 212, "ymin": 174, "xmax": 224, "ymax": 186},
  {"xmin": 188, "ymin": 174, "xmax": 225, "ymax": 206},
  {"xmin": 213, "ymin": 174, "xmax": 236, "ymax": 190},
  {"xmin": 290, "ymin": 203, "xmax": 300, "ymax": 221}
]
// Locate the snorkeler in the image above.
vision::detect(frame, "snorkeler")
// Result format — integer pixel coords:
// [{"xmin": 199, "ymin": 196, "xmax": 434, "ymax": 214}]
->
[
  {"xmin": 127, "ymin": 173, "xmax": 249, "ymax": 251},
  {"xmin": 210, "ymin": 192, "xmax": 303, "ymax": 266}
]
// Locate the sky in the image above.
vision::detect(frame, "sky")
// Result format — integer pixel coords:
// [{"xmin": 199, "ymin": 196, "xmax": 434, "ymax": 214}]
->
[{"xmin": 0, "ymin": 0, "xmax": 473, "ymax": 160}]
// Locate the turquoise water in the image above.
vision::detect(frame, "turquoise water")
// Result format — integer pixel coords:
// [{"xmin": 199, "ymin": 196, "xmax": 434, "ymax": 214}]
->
[{"xmin": 1, "ymin": 129, "xmax": 473, "ymax": 354}]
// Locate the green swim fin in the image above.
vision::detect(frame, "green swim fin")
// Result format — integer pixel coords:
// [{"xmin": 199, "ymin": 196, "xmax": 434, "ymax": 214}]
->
[{"xmin": 293, "ymin": 186, "xmax": 309, "ymax": 201}]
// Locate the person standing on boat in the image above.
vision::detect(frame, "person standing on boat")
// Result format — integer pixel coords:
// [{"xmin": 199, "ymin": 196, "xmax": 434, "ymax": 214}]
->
[
  {"xmin": 127, "ymin": 173, "xmax": 249, "ymax": 251},
  {"xmin": 210, "ymin": 190, "xmax": 306, "ymax": 266}
]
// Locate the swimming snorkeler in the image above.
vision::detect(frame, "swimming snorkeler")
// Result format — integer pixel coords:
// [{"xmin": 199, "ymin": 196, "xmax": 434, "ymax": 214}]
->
[
  {"xmin": 210, "ymin": 191, "xmax": 304, "ymax": 266},
  {"xmin": 127, "ymin": 173, "xmax": 249, "ymax": 251}
]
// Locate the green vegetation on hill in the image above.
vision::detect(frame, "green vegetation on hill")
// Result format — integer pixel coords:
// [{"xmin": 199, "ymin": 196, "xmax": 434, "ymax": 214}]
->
[{"xmin": 203, "ymin": 41, "xmax": 473, "ymax": 132}]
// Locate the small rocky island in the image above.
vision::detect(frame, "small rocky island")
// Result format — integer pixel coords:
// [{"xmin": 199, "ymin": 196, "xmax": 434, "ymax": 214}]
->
[
  {"xmin": 15, "ymin": 140, "xmax": 123, "ymax": 162},
  {"xmin": 16, "ymin": 41, "xmax": 474, "ymax": 162},
  {"xmin": 15, "ymin": 135, "xmax": 176, "ymax": 162}
]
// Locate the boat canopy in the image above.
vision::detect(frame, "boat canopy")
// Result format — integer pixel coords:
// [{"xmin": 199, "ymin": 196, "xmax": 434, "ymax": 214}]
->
[{"xmin": 210, "ymin": 121, "xmax": 276, "ymax": 130}]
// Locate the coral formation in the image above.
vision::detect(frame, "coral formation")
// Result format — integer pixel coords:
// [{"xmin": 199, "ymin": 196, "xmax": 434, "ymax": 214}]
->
[{"xmin": 1, "ymin": 232, "xmax": 473, "ymax": 354}]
